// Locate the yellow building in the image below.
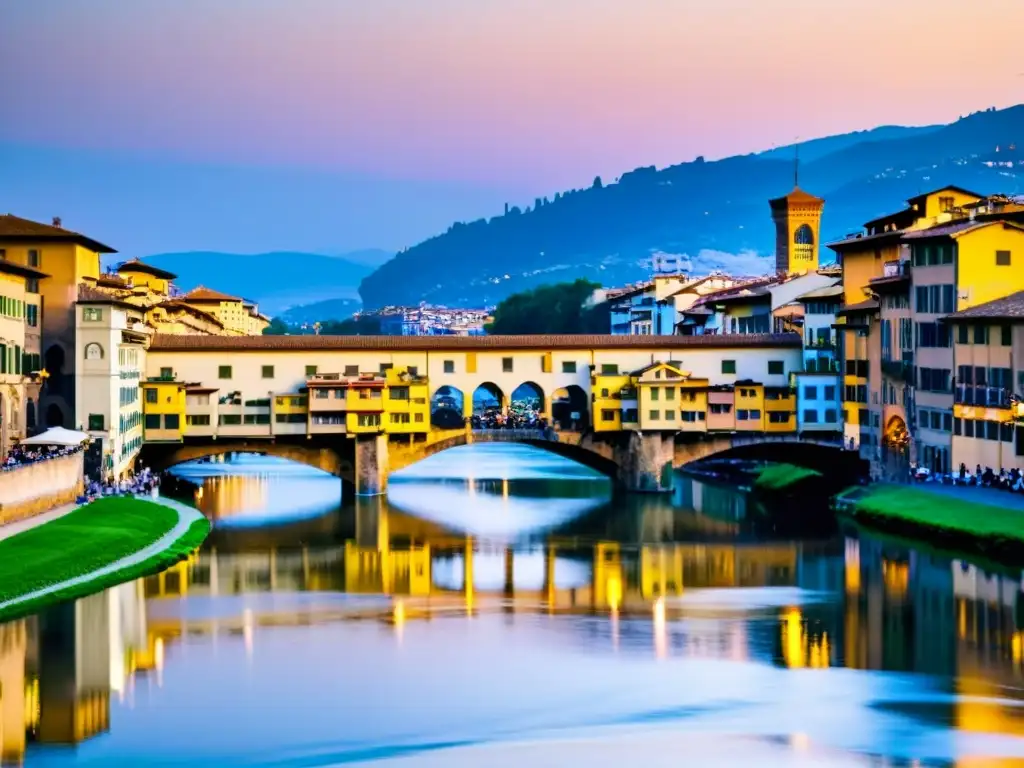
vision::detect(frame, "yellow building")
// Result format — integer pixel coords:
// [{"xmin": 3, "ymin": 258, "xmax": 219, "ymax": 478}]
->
[
  {"xmin": 0, "ymin": 260, "xmax": 48, "ymax": 452},
  {"xmin": 181, "ymin": 287, "xmax": 252, "ymax": 335},
  {"xmin": 141, "ymin": 378, "xmax": 187, "ymax": 442},
  {"xmin": 116, "ymin": 259, "xmax": 176, "ymax": 296},
  {"xmin": 946, "ymin": 290, "xmax": 1024, "ymax": 472},
  {"xmin": 764, "ymin": 385, "xmax": 797, "ymax": 433},
  {"xmin": 592, "ymin": 372, "xmax": 636, "ymax": 432},
  {"xmin": 0, "ymin": 214, "xmax": 115, "ymax": 428},
  {"xmin": 635, "ymin": 361, "xmax": 703, "ymax": 432},
  {"xmin": 734, "ymin": 381, "xmax": 766, "ymax": 432},
  {"xmin": 307, "ymin": 367, "xmax": 431, "ymax": 436},
  {"xmin": 769, "ymin": 186, "xmax": 825, "ymax": 275}
]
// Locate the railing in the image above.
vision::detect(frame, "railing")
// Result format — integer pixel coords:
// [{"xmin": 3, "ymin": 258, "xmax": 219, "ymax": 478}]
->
[
  {"xmin": 880, "ymin": 260, "xmax": 910, "ymax": 279},
  {"xmin": 472, "ymin": 428, "xmax": 557, "ymax": 442},
  {"xmin": 954, "ymin": 385, "xmax": 1012, "ymax": 409}
]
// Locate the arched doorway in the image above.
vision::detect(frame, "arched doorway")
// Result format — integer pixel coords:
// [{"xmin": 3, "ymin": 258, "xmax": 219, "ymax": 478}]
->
[
  {"xmin": 881, "ymin": 415, "xmax": 910, "ymax": 481},
  {"xmin": 431, "ymin": 385, "xmax": 465, "ymax": 429},
  {"xmin": 551, "ymin": 385, "xmax": 589, "ymax": 431},
  {"xmin": 471, "ymin": 382, "xmax": 505, "ymax": 427},
  {"xmin": 45, "ymin": 403, "xmax": 65, "ymax": 428}
]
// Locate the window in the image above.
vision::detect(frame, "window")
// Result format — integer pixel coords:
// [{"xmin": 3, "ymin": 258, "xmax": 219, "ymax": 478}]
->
[
  {"xmin": 824, "ymin": 409, "xmax": 837, "ymax": 423},
  {"xmin": 187, "ymin": 414, "xmax": 211, "ymax": 426},
  {"xmin": 649, "ymin": 387, "xmax": 659, "ymax": 401},
  {"xmin": 601, "ymin": 363, "xmax": 619, "ymax": 375},
  {"xmin": 749, "ymin": 410, "xmax": 761, "ymax": 420},
  {"xmin": 649, "ymin": 410, "xmax": 660, "ymax": 420},
  {"xmin": 379, "ymin": 363, "xmax": 393, "ymax": 374},
  {"xmin": 769, "ymin": 412, "xmax": 791, "ymax": 424},
  {"xmin": 160, "ymin": 367, "xmax": 173, "ymax": 379},
  {"xmin": 996, "ymin": 250, "xmax": 1012, "ymax": 267},
  {"xmin": 306, "ymin": 365, "xmax": 318, "ymax": 376},
  {"xmin": 389, "ymin": 386, "xmax": 409, "ymax": 400},
  {"xmin": 165, "ymin": 414, "xmax": 180, "ymax": 429},
  {"xmin": 737, "ymin": 410, "xmax": 749, "ymax": 421},
  {"xmin": 26, "ymin": 304, "xmax": 38, "ymax": 326},
  {"xmin": 1001, "ymin": 325, "xmax": 1012, "ymax": 346},
  {"xmin": 357, "ymin": 413, "xmax": 381, "ymax": 428},
  {"xmin": 262, "ymin": 365, "xmax": 274, "ymax": 379},
  {"xmin": 601, "ymin": 409, "xmax": 617, "ymax": 421},
  {"xmin": 562, "ymin": 361, "xmax": 577, "ymax": 374},
  {"xmin": 939, "ymin": 196, "xmax": 954, "ymax": 212},
  {"xmin": 145, "ymin": 388, "xmax": 158, "ymax": 403},
  {"xmin": 768, "ymin": 360, "xmax": 784, "ymax": 376},
  {"xmin": 824, "ymin": 385, "xmax": 836, "ymax": 400},
  {"xmin": 414, "ymin": 413, "xmax": 424, "ymax": 423},
  {"xmin": 443, "ymin": 360, "xmax": 455, "ymax": 374},
  {"xmin": 87, "ymin": 414, "xmax": 104, "ymax": 430},
  {"xmin": 957, "ymin": 324, "xmax": 969, "ymax": 345},
  {"xmin": 83, "ymin": 307, "xmax": 103, "ymax": 322},
  {"xmin": 344, "ymin": 365, "xmax": 359, "ymax": 376},
  {"xmin": 803, "ymin": 386, "xmax": 817, "ymax": 401},
  {"xmin": 803, "ymin": 409, "xmax": 818, "ymax": 424},
  {"xmin": 664, "ymin": 410, "xmax": 676, "ymax": 421},
  {"xmin": 721, "ymin": 360, "xmax": 736, "ymax": 374},
  {"xmin": 622, "ymin": 409, "xmax": 638, "ymax": 423},
  {"xmin": 144, "ymin": 414, "xmax": 161, "ymax": 429},
  {"xmin": 219, "ymin": 414, "xmax": 242, "ymax": 425},
  {"xmin": 390, "ymin": 413, "xmax": 411, "ymax": 424},
  {"xmin": 27, "ymin": 249, "xmax": 39, "ymax": 268},
  {"xmin": 710, "ymin": 403, "xmax": 732, "ymax": 415},
  {"xmin": 218, "ymin": 365, "xmax": 232, "ymax": 379},
  {"xmin": 665, "ymin": 388, "xmax": 675, "ymax": 401},
  {"xmin": 502, "ymin": 357, "xmax": 514, "ymax": 373},
  {"xmin": 83, "ymin": 342, "xmax": 104, "ymax": 360},
  {"xmin": 973, "ymin": 325, "xmax": 988, "ymax": 345}
]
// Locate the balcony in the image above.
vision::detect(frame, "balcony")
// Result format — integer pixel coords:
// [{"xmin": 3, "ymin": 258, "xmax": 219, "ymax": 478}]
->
[
  {"xmin": 954, "ymin": 385, "xmax": 1012, "ymax": 409},
  {"xmin": 882, "ymin": 261, "xmax": 910, "ymax": 278}
]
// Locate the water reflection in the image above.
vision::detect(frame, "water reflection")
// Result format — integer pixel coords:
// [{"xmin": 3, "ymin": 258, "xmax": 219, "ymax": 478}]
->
[{"xmin": 10, "ymin": 447, "xmax": 1024, "ymax": 765}]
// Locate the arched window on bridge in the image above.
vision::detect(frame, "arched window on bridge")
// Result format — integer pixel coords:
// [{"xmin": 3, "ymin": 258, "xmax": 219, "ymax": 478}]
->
[
  {"xmin": 431, "ymin": 385, "xmax": 465, "ymax": 429},
  {"xmin": 472, "ymin": 383, "xmax": 504, "ymax": 417},
  {"xmin": 510, "ymin": 382, "xmax": 544, "ymax": 417},
  {"xmin": 552, "ymin": 385, "xmax": 589, "ymax": 431}
]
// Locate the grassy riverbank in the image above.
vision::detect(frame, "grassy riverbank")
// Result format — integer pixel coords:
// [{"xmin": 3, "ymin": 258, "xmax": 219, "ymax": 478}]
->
[
  {"xmin": 753, "ymin": 463, "xmax": 822, "ymax": 492},
  {"xmin": 838, "ymin": 485, "xmax": 1024, "ymax": 564},
  {"xmin": 0, "ymin": 497, "xmax": 210, "ymax": 621}
]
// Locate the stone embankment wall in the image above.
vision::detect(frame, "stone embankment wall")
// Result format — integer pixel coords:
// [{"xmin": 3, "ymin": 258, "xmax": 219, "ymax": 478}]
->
[{"xmin": 0, "ymin": 453, "xmax": 84, "ymax": 523}]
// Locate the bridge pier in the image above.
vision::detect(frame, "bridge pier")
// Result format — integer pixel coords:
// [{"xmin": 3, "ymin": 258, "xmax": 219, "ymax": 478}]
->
[
  {"xmin": 616, "ymin": 432, "xmax": 675, "ymax": 492},
  {"xmin": 355, "ymin": 433, "xmax": 389, "ymax": 496}
]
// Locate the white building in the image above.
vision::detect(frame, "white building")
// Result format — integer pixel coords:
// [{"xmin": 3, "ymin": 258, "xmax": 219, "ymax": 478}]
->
[
  {"xmin": 74, "ymin": 288, "xmax": 149, "ymax": 480},
  {"xmin": 610, "ymin": 274, "xmax": 741, "ymax": 335}
]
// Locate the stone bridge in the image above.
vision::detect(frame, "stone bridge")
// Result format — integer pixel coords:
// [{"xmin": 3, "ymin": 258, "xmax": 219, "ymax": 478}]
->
[{"xmin": 143, "ymin": 427, "xmax": 858, "ymax": 496}]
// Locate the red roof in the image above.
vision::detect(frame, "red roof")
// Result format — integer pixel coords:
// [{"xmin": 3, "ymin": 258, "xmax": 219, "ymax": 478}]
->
[
  {"xmin": 182, "ymin": 286, "xmax": 242, "ymax": 303},
  {"xmin": 0, "ymin": 214, "xmax": 116, "ymax": 253}
]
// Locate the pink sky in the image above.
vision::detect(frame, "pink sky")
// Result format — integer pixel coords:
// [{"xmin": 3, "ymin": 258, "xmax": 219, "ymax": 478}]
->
[{"xmin": 3, "ymin": 0, "xmax": 1022, "ymax": 191}]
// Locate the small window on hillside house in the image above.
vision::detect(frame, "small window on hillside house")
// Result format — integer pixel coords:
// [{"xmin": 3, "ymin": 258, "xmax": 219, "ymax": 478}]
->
[
  {"xmin": 443, "ymin": 360, "xmax": 455, "ymax": 373},
  {"xmin": 218, "ymin": 365, "xmax": 232, "ymax": 379},
  {"xmin": 502, "ymin": 357, "xmax": 513, "ymax": 372},
  {"xmin": 768, "ymin": 360, "xmax": 784, "ymax": 375},
  {"xmin": 262, "ymin": 365, "xmax": 274, "ymax": 378},
  {"xmin": 996, "ymin": 250, "xmax": 1012, "ymax": 267},
  {"xmin": 722, "ymin": 360, "xmax": 736, "ymax": 374}
]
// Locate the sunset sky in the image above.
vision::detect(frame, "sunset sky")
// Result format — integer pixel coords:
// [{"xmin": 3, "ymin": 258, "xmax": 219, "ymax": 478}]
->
[{"xmin": 2, "ymin": 0, "xmax": 1022, "ymax": 254}]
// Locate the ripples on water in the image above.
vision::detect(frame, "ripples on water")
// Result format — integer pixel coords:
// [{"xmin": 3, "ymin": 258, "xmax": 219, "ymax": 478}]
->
[{"xmin": 7, "ymin": 446, "xmax": 1024, "ymax": 766}]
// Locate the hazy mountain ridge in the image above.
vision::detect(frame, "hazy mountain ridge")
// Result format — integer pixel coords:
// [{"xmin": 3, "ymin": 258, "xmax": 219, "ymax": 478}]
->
[
  {"xmin": 359, "ymin": 106, "xmax": 1024, "ymax": 309},
  {"xmin": 127, "ymin": 250, "xmax": 381, "ymax": 315}
]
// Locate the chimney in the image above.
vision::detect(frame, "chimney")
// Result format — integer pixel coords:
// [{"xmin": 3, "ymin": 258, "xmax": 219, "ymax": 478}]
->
[{"xmin": 52, "ymin": 216, "xmax": 62, "ymax": 228}]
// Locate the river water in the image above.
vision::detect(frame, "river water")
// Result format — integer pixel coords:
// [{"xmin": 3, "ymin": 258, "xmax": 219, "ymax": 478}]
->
[{"xmin": 7, "ymin": 445, "xmax": 1024, "ymax": 766}]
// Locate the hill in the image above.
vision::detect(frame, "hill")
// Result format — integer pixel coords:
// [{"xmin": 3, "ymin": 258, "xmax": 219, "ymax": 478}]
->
[
  {"xmin": 279, "ymin": 297, "xmax": 362, "ymax": 325},
  {"xmin": 360, "ymin": 106, "xmax": 1024, "ymax": 309},
  {"xmin": 127, "ymin": 251, "xmax": 378, "ymax": 315}
]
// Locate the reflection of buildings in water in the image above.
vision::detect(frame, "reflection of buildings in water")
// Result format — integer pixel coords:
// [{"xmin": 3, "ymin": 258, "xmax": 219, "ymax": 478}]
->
[
  {"xmin": 0, "ymin": 619, "xmax": 29, "ymax": 763},
  {"xmin": 199, "ymin": 474, "xmax": 270, "ymax": 519}
]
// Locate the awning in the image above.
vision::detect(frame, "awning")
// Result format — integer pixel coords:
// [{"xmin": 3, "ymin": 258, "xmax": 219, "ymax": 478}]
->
[{"xmin": 20, "ymin": 426, "xmax": 90, "ymax": 447}]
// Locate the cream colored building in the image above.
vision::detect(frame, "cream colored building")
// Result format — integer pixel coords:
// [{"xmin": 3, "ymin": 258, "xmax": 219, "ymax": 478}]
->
[
  {"xmin": 181, "ymin": 287, "xmax": 253, "ymax": 335},
  {"xmin": 74, "ymin": 288, "xmax": 149, "ymax": 479}
]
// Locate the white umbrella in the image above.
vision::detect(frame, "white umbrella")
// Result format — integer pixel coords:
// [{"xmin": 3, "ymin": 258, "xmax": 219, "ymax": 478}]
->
[{"xmin": 20, "ymin": 427, "xmax": 89, "ymax": 447}]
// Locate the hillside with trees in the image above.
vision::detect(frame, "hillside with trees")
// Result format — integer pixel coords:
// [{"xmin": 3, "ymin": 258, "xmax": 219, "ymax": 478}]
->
[{"xmin": 360, "ymin": 106, "xmax": 1024, "ymax": 309}]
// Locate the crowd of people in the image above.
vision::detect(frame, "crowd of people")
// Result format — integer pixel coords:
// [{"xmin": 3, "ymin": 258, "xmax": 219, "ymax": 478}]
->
[
  {"xmin": 81, "ymin": 465, "xmax": 160, "ymax": 502},
  {"xmin": 1, "ymin": 442, "xmax": 84, "ymax": 471},
  {"xmin": 911, "ymin": 462, "xmax": 1024, "ymax": 493},
  {"xmin": 470, "ymin": 403, "xmax": 549, "ymax": 431}
]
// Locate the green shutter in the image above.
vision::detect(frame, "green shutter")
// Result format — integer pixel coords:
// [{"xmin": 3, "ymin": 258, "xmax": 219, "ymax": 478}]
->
[{"xmin": 14, "ymin": 346, "xmax": 20, "ymax": 375}]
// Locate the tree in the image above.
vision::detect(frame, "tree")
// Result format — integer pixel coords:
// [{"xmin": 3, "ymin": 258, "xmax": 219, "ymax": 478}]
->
[
  {"xmin": 319, "ymin": 315, "xmax": 381, "ymax": 335},
  {"xmin": 263, "ymin": 317, "xmax": 290, "ymax": 335},
  {"xmin": 592, "ymin": 175, "xmax": 603, "ymax": 189},
  {"xmin": 485, "ymin": 279, "xmax": 609, "ymax": 335}
]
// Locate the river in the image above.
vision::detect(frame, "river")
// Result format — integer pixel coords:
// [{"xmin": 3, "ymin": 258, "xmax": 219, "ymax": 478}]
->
[{"xmin": 6, "ymin": 444, "xmax": 1024, "ymax": 766}]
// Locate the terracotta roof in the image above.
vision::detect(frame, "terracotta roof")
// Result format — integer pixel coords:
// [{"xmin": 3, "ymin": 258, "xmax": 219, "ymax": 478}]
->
[
  {"xmin": 902, "ymin": 220, "xmax": 1024, "ymax": 240},
  {"xmin": 95, "ymin": 273, "xmax": 131, "ymax": 288},
  {"xmin": 77, "ymin": 283, "xmax": 139, "ymax": 309},
  {"xmin": 0, "ymin": 214, "xmax": 116, "ymax": 253},
  {"xmin": 945, "ymin": 290, "xmax": 1024, "ymax": 320},
  {"xmin": 157, "ymin": 300, "xmax": 225, "ymax": 327},
  {"xmin": 769, "ymin": 186, "xmax": 824, "ymax": 208},
  {"xmin": 836, "ymin": 298, "xmax": 879, "ymax": 316},
  {"xmin": 695, "ymin": 277, "xmax": 780, "ymax": 305},
  {"xmin": 149, "ymin": 332, "xmax": 803, "ymax": 352},
  {"xmin": 861, "ymin": 207, "xmax": 919, "ymax": 231},
  {"xmin": 182, "ymin": 286, "xmax": 242, "ymax": 303},
  {"xmin": 117, "ymin": 259, "xmax": 177, "ymax": 280},
  {"xmin": 0, "ymin": 261, "xmax": 49, "ymax": 281}
]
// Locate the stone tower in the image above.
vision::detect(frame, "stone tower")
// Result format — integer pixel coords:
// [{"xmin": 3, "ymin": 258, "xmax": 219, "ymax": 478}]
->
[{"xmin": 769, "ymin": 185, "xmax": 825, "ymax": 275}]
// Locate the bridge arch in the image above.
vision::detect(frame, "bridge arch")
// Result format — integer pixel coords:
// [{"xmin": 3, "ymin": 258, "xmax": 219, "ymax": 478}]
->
[
  {"xmin": 139, "ymin": 440, "xmax": 355, "ymax": 485},
  {"xmin": 510, "ymin": 381, "xmax": 545, "ymax": 414},
  {"xmin": 472, "ymin": 382, "xmax": 504, "ymax": 416},
  {"xmin": 431, "ymin": 385, "xmax": 465, "ymax": 428},
  {"xmin": 552, "ymin": 385, "xmax": 589, "ymax": 431}
]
